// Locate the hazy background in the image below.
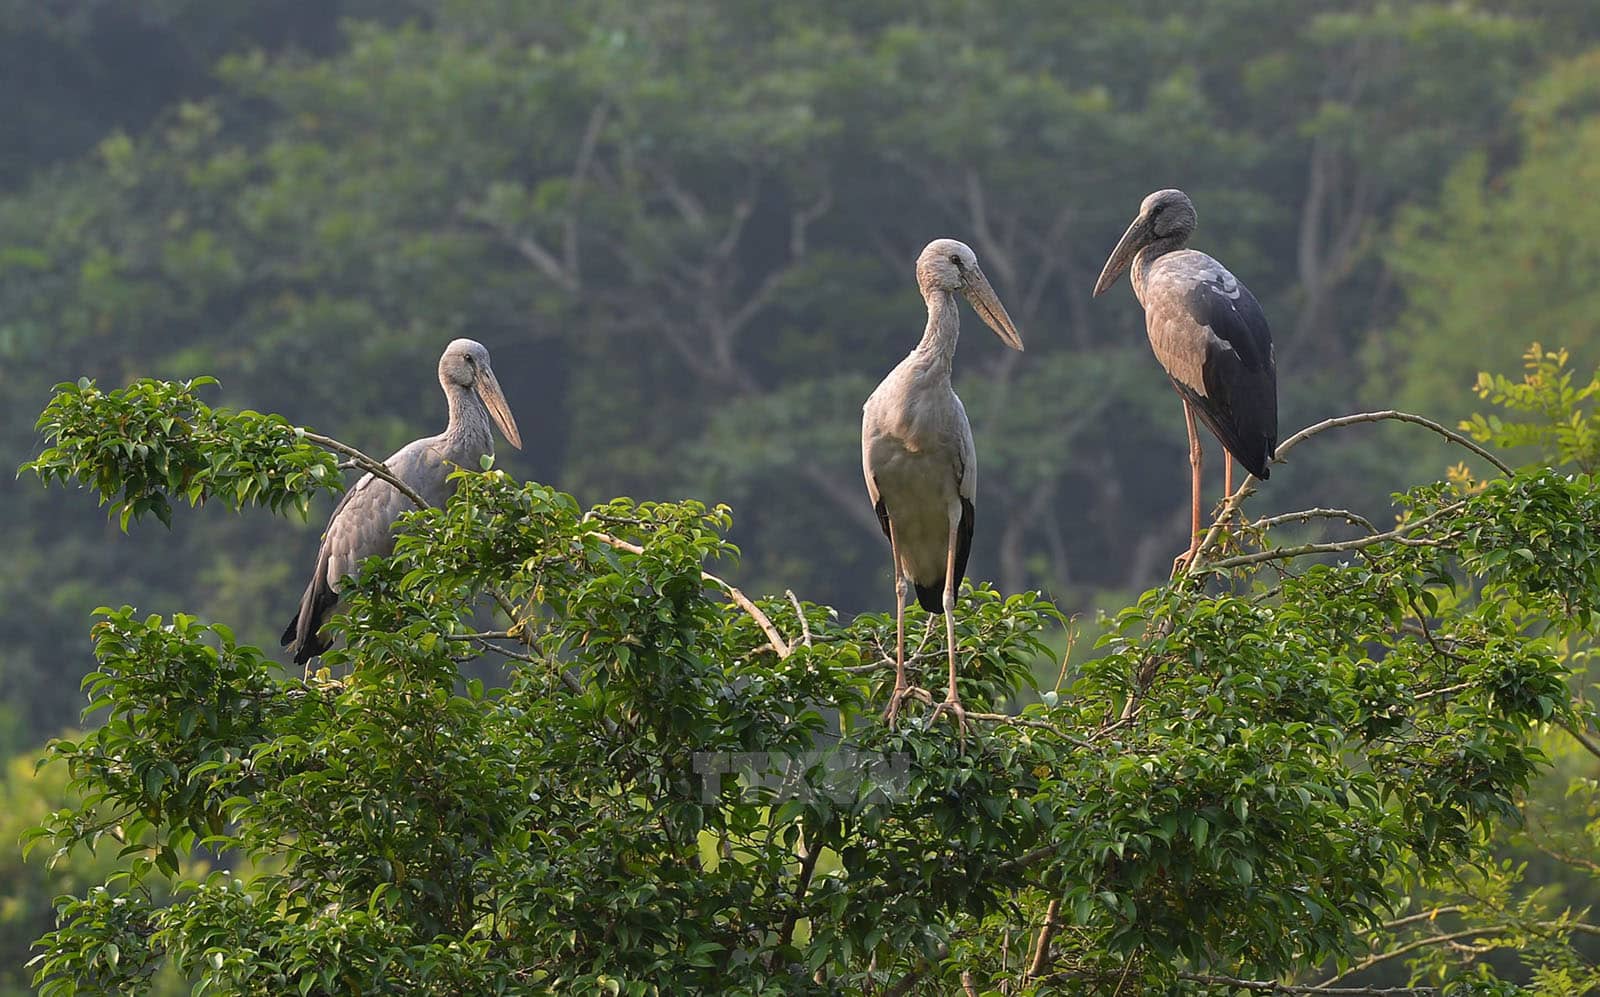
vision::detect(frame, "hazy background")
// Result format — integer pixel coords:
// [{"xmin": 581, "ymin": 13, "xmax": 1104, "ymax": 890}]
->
[{"xmin": 4, "ymin": 7, "xmax": 1600, "ymax": 978}]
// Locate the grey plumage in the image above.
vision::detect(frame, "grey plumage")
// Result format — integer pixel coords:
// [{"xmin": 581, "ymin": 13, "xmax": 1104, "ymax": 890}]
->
[
  {"xmin": 282, "ymin": 338, "xmax": 522, "ymax": 665},
  {"xmin": 863, "ymin": 238, "xmax": 1023, "ymax": 727},
  {"xmin": 1093, "ymin": 188, "xmax": 1278, "ymax": 566}
]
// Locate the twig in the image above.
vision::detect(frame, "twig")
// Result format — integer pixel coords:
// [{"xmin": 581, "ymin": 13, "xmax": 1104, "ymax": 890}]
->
[
  {"xmin": 1371, "ymin": 906, "xmax": 1467, "ymax": 934},
  {"xmin": 1414, "ymin": 681, "xmax": 1476, "ymax": 702},
  {"xmin": 583, "ymin": 529, "xmax": 793, "ymax": 658},
  {"xmin": 1317, "ymin": 929, "xmax": 1491, "ymax": 987},
  {"xmin": 785, "ymin": 590, "xmax": 813, "ymax": 648},
  {"xmin": 1274, "ymin": 410, "xmax": 1511, "ymax": 475},
  {"xmin": 965, "ymin": 711, "xmax": 1094, "ymax": 748},
  {"xmin": 1251, "ymin": 507, "xmax": 1378, "ymax": 534},
  {"xmin": 1197, "ymin": 503, "xmax": 1464, "ymax": 573},
  {"xmin": 300, "ymin": 430, "xmax": 430, "ymax": 511},
  {"xmin": 467, "ymin": 634, "xmax": 537, "ymax": 664},
  {"xmin": 1187, "ymin": 410, "xmax": 1510, "ymax": 575},
  {"xmin": 1177, "ymin": 971, "xmax": 1432, "ymax": 995},
  {"xmin": 1559, "ymin": 718, "xmax": 1600, "ymax": 763}
]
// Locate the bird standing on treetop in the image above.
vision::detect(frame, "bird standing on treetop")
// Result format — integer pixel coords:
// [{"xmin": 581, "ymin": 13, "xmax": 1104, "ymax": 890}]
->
[
  {"xmin": 1092, "ymin": 188, "xmax": 1277, "ymax": 571},
  {"xmin": 863, "ymin": 238, "xmax": 1023, "ymax": 730},
  {"xmin": 282, "ymin": 338, "xmax": 522, "ymax": 667}
]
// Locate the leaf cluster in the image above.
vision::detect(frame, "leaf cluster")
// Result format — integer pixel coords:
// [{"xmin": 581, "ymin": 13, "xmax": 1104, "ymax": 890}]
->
[
  {"xmin": 21, "ymin": 376, "xmax": 1600, "ymax": 994},
  {"xmin": 23, "ymin": 377, "xmax": 341, "ymax": 529}
]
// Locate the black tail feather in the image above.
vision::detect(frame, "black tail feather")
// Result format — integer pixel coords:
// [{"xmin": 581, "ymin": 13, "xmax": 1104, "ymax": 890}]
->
[
  {"xmin": 283, "ymin": 574, "xmax": 339, "ymax": 665},
  {"xmin": 907, "ymin": 498, "xmax": 976, "ymax": 616}
]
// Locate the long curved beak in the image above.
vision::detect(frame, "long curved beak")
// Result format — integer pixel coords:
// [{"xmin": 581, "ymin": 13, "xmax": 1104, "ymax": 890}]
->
[
  {"xmin": 474, "ymin": 367, "xmax": 522, "ymax": 450},
  {"xmin": 1093, "ymin": 214, "xmax": 1152, "ymax": 297},
  {"xmin": 962, "ymin": 266, "xmax": 1024, "ymax": 352}
]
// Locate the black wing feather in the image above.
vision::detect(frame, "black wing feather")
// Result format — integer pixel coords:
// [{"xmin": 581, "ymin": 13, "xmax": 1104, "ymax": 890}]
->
[
  {"xmin": 280, "ymin": 483, "xmax": 364, "ymax": 664},
  {"xmin": 1181, "ymin": 276, "xmax": 1278, "ymax": 479},
  {"xmin": 913, "ymin": 497, "xmax": 974, "ymax": 615},
  {"xmin": 873, "ymin": 494, "xmax": 891, "ymax": 541}
]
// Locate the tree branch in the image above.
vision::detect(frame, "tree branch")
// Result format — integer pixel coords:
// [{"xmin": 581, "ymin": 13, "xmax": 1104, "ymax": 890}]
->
[
  {"xmin": 1558, "ymin": 718, "xmax": 1600, "ymax": 763},
  {"xmin": 1250, "ymin": 507, "xmax": 1378, "ymax": 534},
  {"xmin": 1197, "ymin": 502, "xmax": 1464, "ymax": 573},
  {"xmin": 1187, "ymin": 410, "xmax": 1509, "ymax": 574},
  {"xmin": 583, "ymin": 529, "xmax": 792, "ymax": 658},
  {"xmin": 1024, "ymin": 898, "xmax": 1061, "ymax": 982},
  {"xmin": 300, "ymin": 430, "xmax": 430, "ymax": 511}
]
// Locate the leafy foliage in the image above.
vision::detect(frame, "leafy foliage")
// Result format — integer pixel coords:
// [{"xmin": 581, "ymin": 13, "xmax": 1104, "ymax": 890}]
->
[
  {"xmin": 24, "ymin": 376, "xmax": 342, "ymax": 529},
  {"xmin": 1462, "ymin": 344, "xmax": 1600, "ymax": 473},
  {"xmin": 20, "ymin": 372, "xmax": 1600, "ymax": 994}
]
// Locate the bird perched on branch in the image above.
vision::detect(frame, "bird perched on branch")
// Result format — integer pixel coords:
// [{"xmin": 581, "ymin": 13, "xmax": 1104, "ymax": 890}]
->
[
  {"xmin": 1093, "ymin": 188, "xmax": 1277, "ymax": 570},
  {"xmin": 863, "ymin": 238, "xmax": 1023, "ymax": 729},
  {"xmin": 282, "ymin": 338, "xmax": 522, "ymax": 667}
]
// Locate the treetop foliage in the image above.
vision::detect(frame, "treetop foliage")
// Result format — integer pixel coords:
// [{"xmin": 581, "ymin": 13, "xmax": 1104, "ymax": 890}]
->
[{"xmin": 18, "ymin": 370, "xmax": 1600, "ymax": 994}]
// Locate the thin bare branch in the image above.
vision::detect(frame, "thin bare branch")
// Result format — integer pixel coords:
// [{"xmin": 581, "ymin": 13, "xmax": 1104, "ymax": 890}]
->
[
  {"xmin": 1373, "ymin": 906, "xmax": 1467, "ymax": 934},
  {"xmin": 1187, "ymin": 410, "xmax": 1510, "ymax": 574},
  {"xmin": 584, "ymin": 529, "xmax": 792, "ymax": 658},
  {"xmin": 1197, "ymin": 506, "xmax": 1462, "ymax": 573},
  {"xmin": 1178, "ymin": 971, "xmax": 1430, "ymax": 995},
  {"xmin": 1318, "ymin": 928, "xmax": 1516, "ymax": 992},
  {"xmin": 1276, "ymin": 410, "xmax": 1511, "ymax": 474},
  {"xmin": 1559, "ymin": 718, "xmax": 1600, "ymax": 763},
  {"xmin": 1251, "ymin": 507, "xmax": 1378, "ymax": 534},
  {"xmin": 785, "ymin": 590, "xmax": 813, "ymax": 648},
  {"xmin": 300, "ymin": 430, "xmax": 430, "ymax": 511}
]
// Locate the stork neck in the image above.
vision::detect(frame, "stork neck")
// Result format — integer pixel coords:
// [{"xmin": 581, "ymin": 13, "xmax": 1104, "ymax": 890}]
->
[
  {"xmin": 1131, "ymin": 232, "xmax": 1189, "ymax": 304},
  {"xmin": 913, "ymin": 289, "xmax": 961, "ymax": 374},
  {"xmin": 442, "ymin": 381, "xmax": 494, "ymax": 455}
]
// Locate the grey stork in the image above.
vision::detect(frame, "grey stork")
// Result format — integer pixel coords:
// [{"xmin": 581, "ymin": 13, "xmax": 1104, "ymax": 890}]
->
[
  {"xmin": 1092, "ymin": 189, "xmax": 1277, "ymax": 570},
  {"xmin": 282, "ymin": 338, "xmax": 522, "ymax": 666},
  {"xmin": 863, "ymin": 238, "xmax": 1023, "ymax": 728}
]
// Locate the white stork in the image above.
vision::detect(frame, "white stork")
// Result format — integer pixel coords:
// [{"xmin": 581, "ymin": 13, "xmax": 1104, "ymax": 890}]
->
[
  {"xmin": 1093, "ymin": 189, "xmax": 1277, "ymax": 570},
  {"xmin": 863, "ymin": 238, "xmax": 1023, "ymax": 728},
  {"xmin": 282, "ymin": 338, "xmax": 522, "ymax": 666}
]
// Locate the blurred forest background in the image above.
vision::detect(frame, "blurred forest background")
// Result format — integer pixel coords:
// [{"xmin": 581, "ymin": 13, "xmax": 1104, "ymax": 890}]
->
[{"xmin": 5, "ymin": 0, "xmax": 1600, "ymax": 988}]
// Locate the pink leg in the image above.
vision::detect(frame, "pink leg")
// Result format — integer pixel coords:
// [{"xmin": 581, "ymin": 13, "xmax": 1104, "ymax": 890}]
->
[
  {"xmin": 929, "ymin": 518, "xmax": 969, "ymax": 740},
  {"xmin": 1173, "ymin": 400, "xmax": 1203, "ymax": 575}
]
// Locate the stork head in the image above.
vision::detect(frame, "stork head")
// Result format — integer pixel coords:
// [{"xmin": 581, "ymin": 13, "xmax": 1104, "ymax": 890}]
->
[
  {"xmin": 917, "ymin": 238, "xmax": 1024, "ymax": 351},
  {"xmin": 440, "ymin": 338, "xmax": 523, "ymax": 450},
  {"xmin": 1092, "ymin": 188, "xmax": 1197, "ymax": 296}
]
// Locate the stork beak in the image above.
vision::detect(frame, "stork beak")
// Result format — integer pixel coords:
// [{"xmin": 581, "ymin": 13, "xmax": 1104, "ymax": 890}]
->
[
  {"xmin": 474, "ymin": 366, "xmax": 522, "ymax": 450},
  {"xmin": 1093, "ymin": 213, "xmax": 1153, "ymax": 297},
  {"xmin": 962, "ymin": 266, "xmax": 1024, "ymax": 352}
]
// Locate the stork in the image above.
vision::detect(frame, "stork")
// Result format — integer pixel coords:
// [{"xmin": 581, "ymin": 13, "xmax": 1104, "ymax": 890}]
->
[
  {"xmin": 863, "ymin": 238, "xmax": 1023, "ymax": 729},
  {"xmin": 1092, "ymin": 189, "xmax": 1277, "ymax": 570},
  {"xmin": 282, "ymin": 338, "xmax": 522, "ymax": 666}
]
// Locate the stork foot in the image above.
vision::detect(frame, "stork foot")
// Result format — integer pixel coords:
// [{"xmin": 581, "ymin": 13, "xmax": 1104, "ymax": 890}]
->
[
  {"xmin": 929, "ymin": 694, "xmax": 969, "ymax": 743},
  {"xmin": 883, "ymin": 684, "xmax": 932, "ymax": 727},
  {"xmin": 1170, "ymin": 539, "xmax": 1204, "ymax": 579}
]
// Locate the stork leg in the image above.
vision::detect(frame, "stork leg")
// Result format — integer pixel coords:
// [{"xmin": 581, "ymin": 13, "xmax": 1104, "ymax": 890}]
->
[
  {"xmin": 883, "ymin": 522, "xmax": 927, "ymax": 726},
  {"xmin": 929, "ymin": 518, "xmax": 969, "ymax": 739},
  {"xmin": 1173, "ymin": 399, "xmax": 1204, "ymax": 576}
]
